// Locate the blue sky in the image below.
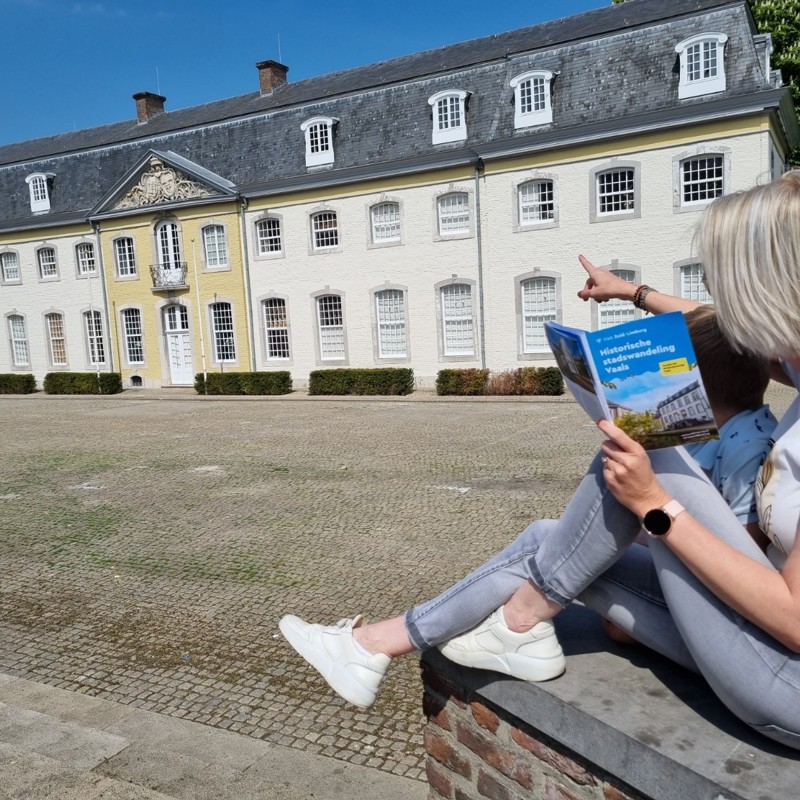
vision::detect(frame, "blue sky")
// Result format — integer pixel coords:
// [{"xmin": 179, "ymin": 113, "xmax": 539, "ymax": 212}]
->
[{"xmin": 0, "ymin": 0, "xmax": 609, "ymax": 146}]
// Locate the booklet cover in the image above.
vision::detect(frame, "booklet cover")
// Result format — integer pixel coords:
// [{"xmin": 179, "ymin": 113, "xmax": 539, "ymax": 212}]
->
[{"xmin": 544, "ymin": 312, "xmax": 719, "ymax": 450}]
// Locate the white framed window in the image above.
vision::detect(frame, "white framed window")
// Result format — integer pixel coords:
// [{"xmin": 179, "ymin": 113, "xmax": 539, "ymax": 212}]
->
[
  {"xmin": 300, "ymin": 116, "xmax": 336, "ymax": 167},
  {"xmin": 599, "ymin": 270, "xmax": 637, "ymax": 329},
  {"xmin": 210, "ymin": 302, "xmax": 236, "ymax": 362},
  {"xmin": 156, "ymin": 220, "xmax": 182, "ymax": 266},
  {"xmin": 37, "ymin": 247, "xmax": 58, "ymax": 280},
  {"xmin": 121, "ymin": 308, "xmax": 145, "ymax": 364},
  {"xmin": 370, "ymin": 202, "xmax": 401, "ymax": 244},
  {"xmin": 375, "ymin": 289, "xmax": 407, "ymax": 358},
  {"xmin": 114, "ymin": 237, "xmax": 137, "ymax": 277},
  {"xmin": 0, "ymin": 252, "xmax": 20, "ymax": 283},
  {"xmin": 256, "ymin": 217, "xmax": 283, "ymax": 256},
  {"xmin": 678, "ymin": 262, "xmax": 712, "ymax": 304},
  {"xmin": 316, "ymin": 294, "xmax": 346, "ymax": 361},
  {"xmin": 437, "ymin": 192, "xmax": 470, "ymax": 237},
  {"xmin": 680, "ymin": 155, "xmax": 724, "ymax": 206},
  {"xmin": 84, "ymin": 310, "xmax": 106, "ymax": 365},
  {"xmin": 8, "ymin": 314, "xmax": 29, "ymax": 367},
  {"xmin": 428, "ymin": 90, "xmax": 468, "ymax": 144},
  {"xmin": 675, "ymin": 33, "xmax": 727, "ymax": 99},
  {"xmin": 311, "ymin": 210, "xmax": 339, "ymax": 251},
  {"xmin": 590, "ymin": 162, "xmax": 641, "ymax": 223},
  {"xmin": 45, "ymin": 312, "xmax": 67, "ymax": 366},
  {"xmin": 263, "ymin": 298, "xmax": 290, "ymax": 361},
  {"xmin": 510, "ymin": 71, "xmax": 553, "ymax": 128},
  {"xmin": 26, "ymin": 172, "xmax": 53, "ymax": 213},
  {"xmin": 518, "ymin": 180, "xmax": 555, "ymax": 226},
  {"xmin": 440, "ymin": 283, "xmax": 475, "ymax": 357},
  {"xmin": 76, "ymin": 242, "xmax": 96, "ymax": 276},
  {"xmin": 202, "ymin": 224, "xmax": 229, "ymax": 268},
  {"xmin": 521, "ymin": 277, "xmax": 557, "ymax": 353}
]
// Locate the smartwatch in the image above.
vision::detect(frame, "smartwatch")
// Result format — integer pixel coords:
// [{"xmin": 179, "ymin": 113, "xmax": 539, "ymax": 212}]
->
[{"xmin": 642, "ymin": 500, "xmax": 686, "ymax": 537}]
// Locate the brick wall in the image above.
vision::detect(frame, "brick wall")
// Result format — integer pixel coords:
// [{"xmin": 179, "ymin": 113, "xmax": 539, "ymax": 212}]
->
[{"xmin": 421, "ymin": 659, "xmax": 649, "ymax": 800}]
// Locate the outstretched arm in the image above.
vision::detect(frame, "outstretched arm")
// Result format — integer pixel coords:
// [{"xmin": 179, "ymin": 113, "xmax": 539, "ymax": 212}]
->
[
  {"xmin": 577, "ymin": 255, "xmax": 702, "ymax": 314},
  {"xmin": 598, "ymin": 419, "xmax": 800, "ymax": 652}
]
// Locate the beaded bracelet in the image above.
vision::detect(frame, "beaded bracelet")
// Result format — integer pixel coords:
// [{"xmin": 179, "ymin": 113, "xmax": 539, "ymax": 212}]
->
[{"xmin": 633, "ymin": 284, "xmax": 654, "ymax": 311}]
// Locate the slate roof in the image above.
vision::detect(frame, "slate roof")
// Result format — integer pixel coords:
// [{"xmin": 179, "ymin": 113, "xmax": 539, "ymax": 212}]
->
[{"xmin": 0, "ymin": 0, "xmax": 793, "ymax": 232}]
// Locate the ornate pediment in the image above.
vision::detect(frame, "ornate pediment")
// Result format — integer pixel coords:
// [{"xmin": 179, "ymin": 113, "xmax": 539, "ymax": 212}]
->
[{"xmin": 114, "ymin": 157, "xmax": 214, "ymax": 210}]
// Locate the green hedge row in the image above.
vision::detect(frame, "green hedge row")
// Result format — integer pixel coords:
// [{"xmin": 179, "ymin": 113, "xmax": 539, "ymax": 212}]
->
[
  {"xmin": 309, "ymin": 368, "xmax": 414, "ymax": 395},
  {"xmin": 194, "ymin": 371, "xmax": 292, "ymax": 395},
  {"xmin": 0, "ymin": 373, "xmax": 37, "ymax": 394},
  {"xmin": 43, "ymin": 372, "xmax": 123, "ymax": 394},
  {"xmin": 436, "ymin": 367, "xmax": 564, "ymax": 396}
]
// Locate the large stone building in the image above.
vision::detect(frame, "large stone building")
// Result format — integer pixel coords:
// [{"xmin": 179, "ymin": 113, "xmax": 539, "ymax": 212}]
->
[{"xmin": 0, "ymin": 0, "xmax": 796, "ymax": 388}]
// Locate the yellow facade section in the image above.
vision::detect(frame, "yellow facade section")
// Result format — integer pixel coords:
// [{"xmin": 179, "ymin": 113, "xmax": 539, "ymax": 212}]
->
[
  {"xmin": 0, "ymin": 222, "xmax": 93, "ymax": 248},
  {"xmin": 98, "ymin": 201, "xmax": 251, "ymax": 387}
]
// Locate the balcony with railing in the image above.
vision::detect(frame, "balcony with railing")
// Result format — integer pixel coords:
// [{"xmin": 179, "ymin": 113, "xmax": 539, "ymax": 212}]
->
[{"xmin": 150, "ymin": 262, "xmax": 188, "ymax": 291}]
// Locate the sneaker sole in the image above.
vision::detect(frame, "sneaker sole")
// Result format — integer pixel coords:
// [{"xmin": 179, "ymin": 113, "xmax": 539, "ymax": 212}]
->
[
  {"xmin": 439, "ymin": 644, "xmax": 565, "ymax": 682},
  {"xmin": 279, "ymin": 616, "xmax": 378, "ymax": 709}
]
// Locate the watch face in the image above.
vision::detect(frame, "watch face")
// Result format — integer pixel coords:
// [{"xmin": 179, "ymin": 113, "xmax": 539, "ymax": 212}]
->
[{"xmin": 643, "ymin": 508, "xmax": 671, "ymax": 536}]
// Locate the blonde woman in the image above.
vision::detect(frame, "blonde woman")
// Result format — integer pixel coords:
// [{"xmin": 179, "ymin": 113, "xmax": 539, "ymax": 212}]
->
[{"xmin": 281, "ymin": 172, "xmax": 800, "ymax": 749}]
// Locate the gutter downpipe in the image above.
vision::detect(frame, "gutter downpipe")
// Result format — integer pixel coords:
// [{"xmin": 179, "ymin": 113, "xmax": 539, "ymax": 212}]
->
[
  {"xmin": 473, "ymin": 157, "xmax": 487, "ymax": 370},
  {"xmin": 238, "ymin": 197, "xmax": 257, "ymax": 372}
]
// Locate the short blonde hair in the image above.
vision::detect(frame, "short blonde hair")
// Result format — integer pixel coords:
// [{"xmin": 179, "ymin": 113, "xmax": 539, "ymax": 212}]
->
[{"xmin": 696, "ymin": 170, "xmax": 800, "ymax": 358}]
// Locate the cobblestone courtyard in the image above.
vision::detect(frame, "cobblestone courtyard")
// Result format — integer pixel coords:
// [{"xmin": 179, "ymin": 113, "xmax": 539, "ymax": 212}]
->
[{"xmin": 5, "ymin": 388, "xmax": 793, "ymax": 783}]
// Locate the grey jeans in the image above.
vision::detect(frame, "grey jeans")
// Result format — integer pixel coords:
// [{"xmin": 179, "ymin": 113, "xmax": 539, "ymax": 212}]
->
[{"xmin": 405, "ymin": 447, "xmax": 800, "ymax": 749}]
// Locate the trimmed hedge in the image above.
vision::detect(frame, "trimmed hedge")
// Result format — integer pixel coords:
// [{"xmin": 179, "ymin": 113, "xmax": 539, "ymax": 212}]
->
[
  {"xmin": 437, "ymin": 367, "xmax": 564, "ymax": 396},
  {"xmin": 436, "ymin": 369, "xmax": 490, "ymax": 396},
  {"xmin": 43, "ymin": 372, "xmax": 123, "ymax": 394},
  {"xmin": 194, "ymin": 371, "xmax": 292, "ymax": 395},
  {"xmin": 0, "ymin": 373, "xmax": 36, "ymax": 394},
  {"xmin": 308, "ymin": 368, "xmax": 414, "ymax": 396}
]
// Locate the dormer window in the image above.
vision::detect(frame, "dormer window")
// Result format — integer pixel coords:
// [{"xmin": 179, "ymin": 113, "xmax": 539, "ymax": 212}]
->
[
  {"xmin": 428, "ymin": 90, "xmax": 468, "ymax": 144},
  {"xmin": 510, "ymin": 71, "xmax": 553, "ymax": 128},
  {"xmin": 26, "ymin": 172, "xmax": 54, "ymax": 214},
  {"xmin": 675, "ymin": 33, "xmax": 727, "ymax": 99},
  {"xmin": 300, "ymin": 117, "xmax": 337, "ymax": 167}
]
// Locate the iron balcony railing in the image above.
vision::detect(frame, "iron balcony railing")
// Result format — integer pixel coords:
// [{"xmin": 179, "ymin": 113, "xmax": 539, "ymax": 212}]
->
[{"xmin": 150, "ymin": 262, "xmax": 188, "ymax": 289}]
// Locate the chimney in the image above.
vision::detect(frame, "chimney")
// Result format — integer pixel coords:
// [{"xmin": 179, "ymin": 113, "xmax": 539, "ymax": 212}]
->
[
  {"xmin": 133, "ymin": 91, "xmax": 167, "ymax": 124},
  {"xmin": 256, "ymin": 60, "xmax": 289, "ymax": 95}
]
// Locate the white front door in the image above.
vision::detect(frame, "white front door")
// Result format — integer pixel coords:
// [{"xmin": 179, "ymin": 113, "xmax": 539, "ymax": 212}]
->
[{"xmin": 164, "ymin": 305, "xmax": 193, "ymax": 385}]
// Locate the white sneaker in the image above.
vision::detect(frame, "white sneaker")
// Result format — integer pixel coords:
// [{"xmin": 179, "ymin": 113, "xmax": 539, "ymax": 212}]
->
[
  {"xmin": 438, "ymin": 610, "xmax": 565, "ymax": 682},
  {"xmin": 279, "ymin": 614, "xmax": 391, "ymax": 708}
]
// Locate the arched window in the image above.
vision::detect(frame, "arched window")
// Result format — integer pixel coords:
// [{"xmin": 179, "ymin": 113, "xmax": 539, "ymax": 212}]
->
[
  {"xmin": 0, "ymin": 252, "xmax": 20, "ymax": 283},
  {"xmin": 440, "ymin": 283, "xmax": 474, "ymax": 356},
  {"xmin": 599, "ymin": 270, "xmax": 636, "ymax": 329},
  {"xmin": 675, "ymin": 33, "xmax": 727, "ymax": 99},
  {"xmin": 311, "ymin": 211, "xmax": 339, "ymax": 250},
  {"xmin": 510, "ymin": 71, "xmax": 553, "ymax": 128},
  {"xmin": 521, "ymin": 277, "xmax": 557, "ymax": 353},
  {"xmin": 45, "ymin": 312, "xmax": 67, "ymax": 366},
  {"xmin": 375, "ymin": 289, "xmax": 407, "ymax": 358},
  {"xmin": 316, "ymin": 295, "xmax": 346, "ymax": 361},
  {"xmin": 121, "ymin": 308, "xmax": 145, "ymax": 364},
  {"xmin": 37, "ymin": 247, "xmax": 58, "ymax": 279},
  {"xmin": 202, "ymin": 224, "xmax": 228, "ymax": 268},
  {"xmin": 263, "ymin": 298, "xmax": 290, "ymax": 360},
  {"xmin": 428, "ymin": 90, "xmax": 468, "ymax": 144},
  {"xmin": 518, "ymin": 180, "xmax": 555, "ymax": 225},
  {"xmin": 210, "ymin": 302, "xmax": 236, "ymax": 362},
  {"xmin": 256, "ymin": 217, "xmax": 283, "ymax": 255},
  {"xmin": 7, "ymin": 315, "xmax": 29, "ymax": 366},
  {"xmin": 84, "ymin": 310, "xmax": 106, "ymax": 365},
  {"xmin": 114, "ymin": 238, "xmax": 137, "ymax": 277},
  {"xmin": 300, "ymin": 117, "xmax": 337, "ymax": 166},
  {"xmin": 26, "ymin": 173, "xmax": 53, "ymax": 213},
  {"xmin": 76, "ymin": 242, "xmax": 96, "ymax": 275},
  {"xmin": 437, "ymin": 192, "xmax": 470, "ymax": 236},
  {"xmin": 370, "ymin": 202, "xmax": 401, "ymax": 244}
]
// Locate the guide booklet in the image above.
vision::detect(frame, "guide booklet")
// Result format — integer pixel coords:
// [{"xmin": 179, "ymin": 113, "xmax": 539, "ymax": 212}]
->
[{"xmin": 544, "ymin": 312, "xmax": 719, "ymax": 450}]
